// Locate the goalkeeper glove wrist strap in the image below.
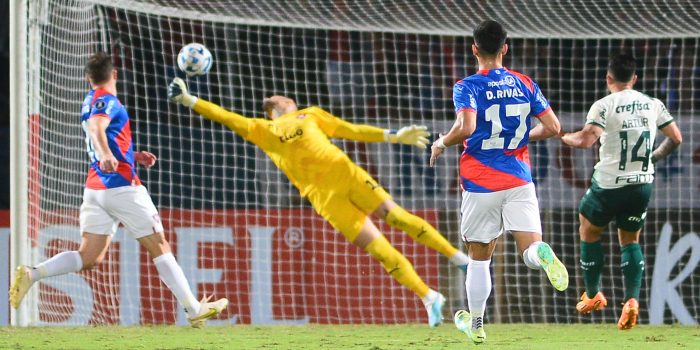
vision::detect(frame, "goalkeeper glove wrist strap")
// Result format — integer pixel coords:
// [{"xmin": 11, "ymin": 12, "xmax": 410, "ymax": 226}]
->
[
  {"xmin": 182, "ymin": 95, "xmax": 198, "ymax": 108},
  {"xmin": 384, "ymin": 129, "xmax": 399, "ymax": 143}
]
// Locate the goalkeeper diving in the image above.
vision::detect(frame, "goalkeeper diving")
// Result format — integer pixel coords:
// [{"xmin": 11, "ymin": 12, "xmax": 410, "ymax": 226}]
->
[{"xmin": 168, "ymin": 78, "xmax": 470, "ymax": 327}]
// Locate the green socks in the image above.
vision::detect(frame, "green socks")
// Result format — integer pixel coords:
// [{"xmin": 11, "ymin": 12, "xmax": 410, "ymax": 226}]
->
[
  {"xmin": 580, "ymin": 240, "xmax": 604, "ymax": 297},
  {"xmin": 621, "ymin": 243, "xmax": 644, "ymax": 300},
  {"xmin": 581, "ymin": 240, "xmax": 644, "ymax": 300}
]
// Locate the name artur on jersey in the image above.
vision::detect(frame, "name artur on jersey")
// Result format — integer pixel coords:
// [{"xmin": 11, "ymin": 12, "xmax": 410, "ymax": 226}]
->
[
  {"xmin": 621, "ymin": 117, "xmax": 649, "ymax": 129},
  {"xmin": 486, "ymin": 88, "xmax": 524, "ymax": 100}
]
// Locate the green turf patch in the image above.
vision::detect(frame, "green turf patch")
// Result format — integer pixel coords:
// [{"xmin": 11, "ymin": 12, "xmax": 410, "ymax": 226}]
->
[{"xmin": 0, "ymin": 324, "xmax": 697, "ymax": 349}]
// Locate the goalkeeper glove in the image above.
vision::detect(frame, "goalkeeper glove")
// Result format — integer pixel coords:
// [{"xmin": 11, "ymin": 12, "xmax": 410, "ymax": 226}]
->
[
  {"xmin": 386, "ymin": 125, "xmax": 430, "ymax": 149},
  {"xmin": 168, "ymin": 78, "xmax": 198, "ymax": 108}
]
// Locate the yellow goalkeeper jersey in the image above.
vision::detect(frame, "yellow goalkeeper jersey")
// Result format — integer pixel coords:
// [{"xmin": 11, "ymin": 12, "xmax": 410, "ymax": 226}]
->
[{"xmin": 193, "ymin": 99, "xmax": 386, "ymax": 197}]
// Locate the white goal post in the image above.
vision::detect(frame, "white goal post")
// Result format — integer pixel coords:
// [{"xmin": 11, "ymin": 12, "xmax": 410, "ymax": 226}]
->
[{"xmin": 9, "ymin": 0, "xmax": 700, "ymax": 326}]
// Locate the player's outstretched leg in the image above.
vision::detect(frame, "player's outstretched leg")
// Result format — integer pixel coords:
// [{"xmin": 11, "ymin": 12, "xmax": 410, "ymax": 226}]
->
[
  {"xmin": 363, "ymin": 234, "xmax": 444, "ymax": 327},
  {"xmin": 10, "ymin": 249, "xmax": 86, "ymax": 308},
  {"xmin": 522, "ymin": 241, "xmax": 569, "ymax": 291},
  {"xmin": 384, "ymin": 205, "xmax": 470, "ymax": 271},
  {"xmin": 141, "ymin": 232, "xmax": 228, "ymax": 328}
]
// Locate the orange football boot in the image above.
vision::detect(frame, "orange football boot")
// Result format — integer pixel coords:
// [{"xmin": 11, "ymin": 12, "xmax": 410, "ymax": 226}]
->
[
  {"xmin": 618, "ymin": 298, "xmax": 639, "ymax": 330},
  {"xmin": 576, "ymin": 291, "xmax": 608, "ymax": 314}
]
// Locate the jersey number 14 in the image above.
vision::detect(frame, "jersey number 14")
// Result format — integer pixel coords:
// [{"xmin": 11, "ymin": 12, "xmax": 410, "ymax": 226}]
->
[{"xmin": 619, "ymin": 130, "xmax": 651, "ymax": 171}]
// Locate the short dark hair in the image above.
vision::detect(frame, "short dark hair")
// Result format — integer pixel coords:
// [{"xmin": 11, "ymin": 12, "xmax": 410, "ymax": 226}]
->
[
  {"xmin": 84, "ymin": 52, "xmax": 113, "ymax": 84},
  {"xmin": 473, "ymin": 20, "xmax": 507, "ymax": 55},
  {"xmin": 608, "ymin": 52, "xmax": 636, "ymax": 83}
]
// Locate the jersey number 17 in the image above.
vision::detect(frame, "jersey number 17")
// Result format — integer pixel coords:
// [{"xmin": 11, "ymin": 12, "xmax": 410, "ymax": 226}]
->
[{"xmin": 481, "ymin": 103, "xmax": 531, "ymax": 150}]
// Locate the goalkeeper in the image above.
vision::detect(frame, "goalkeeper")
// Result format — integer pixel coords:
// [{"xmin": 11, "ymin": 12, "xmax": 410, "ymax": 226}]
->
[{"xmin": 168, "ymin": 78, "xmax": 470, "ymax": 327}]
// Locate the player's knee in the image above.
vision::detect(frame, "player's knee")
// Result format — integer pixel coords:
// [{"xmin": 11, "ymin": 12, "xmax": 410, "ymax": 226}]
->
[
  {"xmin": 79, "ymin": 253, "xmax": 103, "ymax": 271},
  {"xmin": 619, "ymin": 234, "xmax": 640, "ymax": 246},
  {"xmin": 138, "ymin": 232, "xmax": 172, "ymax": 257},
  {"xmin": 373, "ymin": 199, "xmax": 397, "ymax": 219},
  {"xmin": 579, "ymin": 225, "xmax": 601, "ymax": 242}
]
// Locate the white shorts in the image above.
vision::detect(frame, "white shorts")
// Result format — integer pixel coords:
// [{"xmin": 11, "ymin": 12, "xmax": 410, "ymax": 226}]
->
[
  {"xmin": 80, "ymin": 185, "xmax": 163, "ymax": 239},
  {"xmin": 460, "ymin": 183, "xmax": 542, "ymax": 243}
]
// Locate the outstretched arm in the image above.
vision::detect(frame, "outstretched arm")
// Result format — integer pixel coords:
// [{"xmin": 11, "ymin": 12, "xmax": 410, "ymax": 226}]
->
[
  {"xmin": 168, "ymin": 78, "xmax": 257, "ymax": 138},
  {"xmin": 529, "ymin": 110, "xmax": 561, "ymax": 141},
  {"xmin": 315, "ymin": 108, "xmax": 429, "ymax": 148},
  {"xmin": 561, "ymin": 123, "xmax": 603, "ymax": 148}
]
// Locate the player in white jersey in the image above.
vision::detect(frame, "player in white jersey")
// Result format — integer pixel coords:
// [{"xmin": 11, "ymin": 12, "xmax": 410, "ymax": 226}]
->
[
  {"xmin": 562, "ymin": 53, "xmax": 682, "ymax": 330},
  {"xmin": 8, "ymin": 53, "xmax": 227, "ymax": 327}
]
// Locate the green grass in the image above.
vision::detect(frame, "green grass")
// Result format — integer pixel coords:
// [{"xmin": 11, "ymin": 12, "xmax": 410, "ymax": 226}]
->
[{"xmin": 0, "ymin": 324, "xmax": 698, "ymax": 349}]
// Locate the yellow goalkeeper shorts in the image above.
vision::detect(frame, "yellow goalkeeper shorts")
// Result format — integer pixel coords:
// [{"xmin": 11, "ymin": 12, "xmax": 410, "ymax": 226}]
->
[{"xmin": 306, "ymin": 166, "xmax": 391, "ymax": 242}]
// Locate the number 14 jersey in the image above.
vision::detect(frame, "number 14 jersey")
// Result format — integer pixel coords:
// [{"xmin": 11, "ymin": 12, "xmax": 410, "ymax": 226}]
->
[
  {"xmin": 453, "ymin": 67, "xmax": 551, "ymax": 193},
  {"xmin": 585, "ymin": 89, "xmax": 674, "ymax": 189}
]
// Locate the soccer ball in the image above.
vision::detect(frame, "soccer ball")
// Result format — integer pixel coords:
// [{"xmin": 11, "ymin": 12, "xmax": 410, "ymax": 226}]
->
[{"xmin": 177, "ymin": 43, "xmax": 213, "ymax": 77}]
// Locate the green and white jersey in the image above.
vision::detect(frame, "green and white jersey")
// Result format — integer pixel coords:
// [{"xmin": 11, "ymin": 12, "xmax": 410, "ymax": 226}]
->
[{"xmin": 586, "ymin": 89, "xmax": 674, "ymax": 188}]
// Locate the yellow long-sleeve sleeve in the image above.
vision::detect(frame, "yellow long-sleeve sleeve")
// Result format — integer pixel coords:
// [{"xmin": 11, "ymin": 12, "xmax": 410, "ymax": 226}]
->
[
  {"xmin": 192, "ymin": 98, "xmax": 264, "ymax": 141},
  {"xmin": 309, "ymin": 107, "xmax": 387, "ymax": 142}
]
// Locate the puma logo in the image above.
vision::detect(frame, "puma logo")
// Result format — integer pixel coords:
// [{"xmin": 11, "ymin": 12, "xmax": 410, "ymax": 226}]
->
[{"xmin": 365, "ymin": 180, "xmax": 380, "ymax": 190}]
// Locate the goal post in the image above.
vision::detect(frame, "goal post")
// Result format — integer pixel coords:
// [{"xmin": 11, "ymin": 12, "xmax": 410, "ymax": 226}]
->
[
  {"xmin": 10, "ymin": 0, "xmax": 700, "ymax": 326},
  {"xmin": 10, "ymin": 0, "xmax": 30, "ymax": 327}
]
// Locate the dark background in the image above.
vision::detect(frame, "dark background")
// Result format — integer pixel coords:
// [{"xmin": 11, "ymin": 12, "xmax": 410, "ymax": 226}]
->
[
  {"xmin": 3, "ymin": 4, "xmax": 698, "ymax": 210},
  {"xmin": 1, "ymin": 0, "xmax": 10, "ymax": 209}
]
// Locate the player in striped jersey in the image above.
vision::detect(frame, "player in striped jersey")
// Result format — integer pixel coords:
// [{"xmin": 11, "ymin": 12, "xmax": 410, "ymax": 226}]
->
[
  {"xmin": 9, "ymin": 53, "xmax": 227, "ymax": 327},
  {"xmin": 430, "ymin": 20, "xmax": 569, "ymax": 344},
  {"xmin": 562, "ymin": 53, "xmax": 682, "ymax": 329}
]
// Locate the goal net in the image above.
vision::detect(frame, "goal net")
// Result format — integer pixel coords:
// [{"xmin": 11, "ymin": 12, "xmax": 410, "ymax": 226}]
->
[{"xmin": 12, "ymin": 0, "xmax": 700, "ymax": 326}]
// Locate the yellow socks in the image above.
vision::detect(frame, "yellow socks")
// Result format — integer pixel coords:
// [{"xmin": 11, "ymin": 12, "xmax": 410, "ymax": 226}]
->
[
  {"xmin": 364, "ymin": 235, "xmax": 430, "ymax": 298},
  {"xmin": 386, "ymin": 206, "xmax": 461, "ymax": 259}
]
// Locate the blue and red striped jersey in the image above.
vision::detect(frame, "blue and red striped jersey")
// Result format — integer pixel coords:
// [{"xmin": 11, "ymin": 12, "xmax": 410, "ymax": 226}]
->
[
  {"xmin": 453, "ymin": 67, "xmax": 551, "ymax": 193},
  {"xmin": 80, "ymin": 88, "xmax": 140, "ymax": 189}
]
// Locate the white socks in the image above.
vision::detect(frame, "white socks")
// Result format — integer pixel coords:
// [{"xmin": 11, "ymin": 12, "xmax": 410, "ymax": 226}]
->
[
  {"xmin": 153, "ymin": 253, "xmax": 200, "ymax": 315},
  {"xmin": 31, "ymin": 251, "xmax": 83, "ymax": 282},
  {"xmin": 449, "ymin": 251, "xmax": 471, "ymax": 267},
  {"xmin": 466, "ymin": 259, "xmax": 491, "ymax": 318},
  {"xmin": 523, "ymin": 241, "xmax": 544, "ymax": 270}
]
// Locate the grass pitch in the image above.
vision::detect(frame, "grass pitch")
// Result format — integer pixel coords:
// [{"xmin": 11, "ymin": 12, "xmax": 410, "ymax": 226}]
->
[{"xmin": 0, "ymin": 324, "xmax": 697, "ymax": 349}]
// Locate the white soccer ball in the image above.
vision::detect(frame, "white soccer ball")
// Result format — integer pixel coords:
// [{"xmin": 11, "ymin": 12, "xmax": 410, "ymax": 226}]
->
[{"xmin": 177, "ymin": 43, "xmax": 213, "ymax": 77}]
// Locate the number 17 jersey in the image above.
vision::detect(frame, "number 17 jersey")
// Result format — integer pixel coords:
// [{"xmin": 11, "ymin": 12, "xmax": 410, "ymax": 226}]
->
[{"xmin": 453, "ymin": 68, "xmax": 551, "ymax": 193}]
